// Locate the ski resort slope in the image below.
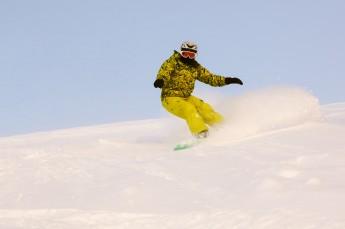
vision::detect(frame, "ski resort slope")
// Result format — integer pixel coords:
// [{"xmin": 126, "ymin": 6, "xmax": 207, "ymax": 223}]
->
[{"xmin": 0, "ymin": 87, "xmax": 345, "ymax": 229}]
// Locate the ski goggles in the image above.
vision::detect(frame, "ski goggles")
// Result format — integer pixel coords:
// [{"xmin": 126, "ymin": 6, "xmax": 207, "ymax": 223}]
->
[{"xmin": 181, "ymin": 51, "xmax": 197, "ymax": 59}]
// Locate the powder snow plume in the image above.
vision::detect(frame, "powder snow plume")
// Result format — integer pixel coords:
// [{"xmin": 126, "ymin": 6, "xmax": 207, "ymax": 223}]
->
[{"xmin": 202, "ymin": 86, "xmax": 322, "ymax": 143}]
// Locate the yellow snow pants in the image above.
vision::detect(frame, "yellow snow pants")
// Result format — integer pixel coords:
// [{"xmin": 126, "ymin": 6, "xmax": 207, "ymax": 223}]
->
[{"xmin": 162, "ymin": 96, "xmax": 223, "ymax": 135}]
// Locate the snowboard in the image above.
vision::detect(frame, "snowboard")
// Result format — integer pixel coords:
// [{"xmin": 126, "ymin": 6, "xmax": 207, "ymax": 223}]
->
[{"xmin": 174, "ymin": 139, "xmax": 201, "ymax": 151}]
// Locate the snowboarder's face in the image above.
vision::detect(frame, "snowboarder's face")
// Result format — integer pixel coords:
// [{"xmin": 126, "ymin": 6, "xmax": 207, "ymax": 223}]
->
[{"xmin": 181, "ymin": 51, "xmax": 197, "ymax": 59}]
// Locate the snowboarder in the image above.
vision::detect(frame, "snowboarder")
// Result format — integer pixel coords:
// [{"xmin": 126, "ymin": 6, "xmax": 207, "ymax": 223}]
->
[{"xmin": 154, "ymin": 41, "xmax": 243, "ymax": 138}]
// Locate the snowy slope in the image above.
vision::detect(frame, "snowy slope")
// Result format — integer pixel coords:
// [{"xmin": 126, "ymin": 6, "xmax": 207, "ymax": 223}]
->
[{"xmin": 0, "ymin": 87, "xmax": 345, "ymax": 229}]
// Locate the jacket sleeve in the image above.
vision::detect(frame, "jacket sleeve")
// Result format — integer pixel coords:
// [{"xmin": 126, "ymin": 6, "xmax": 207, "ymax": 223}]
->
[
  {"xmin": 197, "ymin": 65, "xmax": 226, "ymax": 87},
  {"xmin": 156, "ymin": 56, "xmax": 176, "ymax": 81}
]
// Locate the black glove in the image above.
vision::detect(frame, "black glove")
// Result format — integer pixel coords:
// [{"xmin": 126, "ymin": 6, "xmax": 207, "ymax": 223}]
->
[
  {"xmin": 154, "ymin": 79, "xmax": 164, "ymax": 88},
  {"xmin": 225, "ymin": 77, "xmax": 243, "ymax": 85}
]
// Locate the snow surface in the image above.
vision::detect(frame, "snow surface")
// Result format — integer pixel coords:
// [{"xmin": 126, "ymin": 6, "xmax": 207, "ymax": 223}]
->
[{"xmin": 0, "ymin": 87, "xmax": 345, "ymax": 229}]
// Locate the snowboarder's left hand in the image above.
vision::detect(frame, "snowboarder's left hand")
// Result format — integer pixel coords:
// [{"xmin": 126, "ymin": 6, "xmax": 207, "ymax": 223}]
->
[{"xmin": 225, "ymin": 77, "xmax": 243, "ymax": 85}]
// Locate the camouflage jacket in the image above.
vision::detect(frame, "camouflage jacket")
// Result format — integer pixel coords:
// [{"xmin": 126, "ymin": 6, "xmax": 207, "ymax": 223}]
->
[{"xmin": 156, "ymin": 51, "xmax": 227, "ymax": 99}]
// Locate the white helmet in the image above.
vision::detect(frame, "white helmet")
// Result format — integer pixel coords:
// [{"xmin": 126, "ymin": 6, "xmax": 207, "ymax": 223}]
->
[{"xmin": 180, "ymin": 41, "xmax": 198, "ymax": 53}]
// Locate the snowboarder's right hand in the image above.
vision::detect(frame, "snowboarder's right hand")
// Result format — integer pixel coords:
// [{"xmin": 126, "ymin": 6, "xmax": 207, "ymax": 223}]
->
[{"xmin": 154, "ymin": 79, "xmax": 164, "ymax": 88}]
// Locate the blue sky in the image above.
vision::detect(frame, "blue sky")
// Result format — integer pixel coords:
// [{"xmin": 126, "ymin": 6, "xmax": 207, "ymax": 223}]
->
[{"xmin": 1, "ymin": 0, "xmax": 344, "ymax": 137}]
